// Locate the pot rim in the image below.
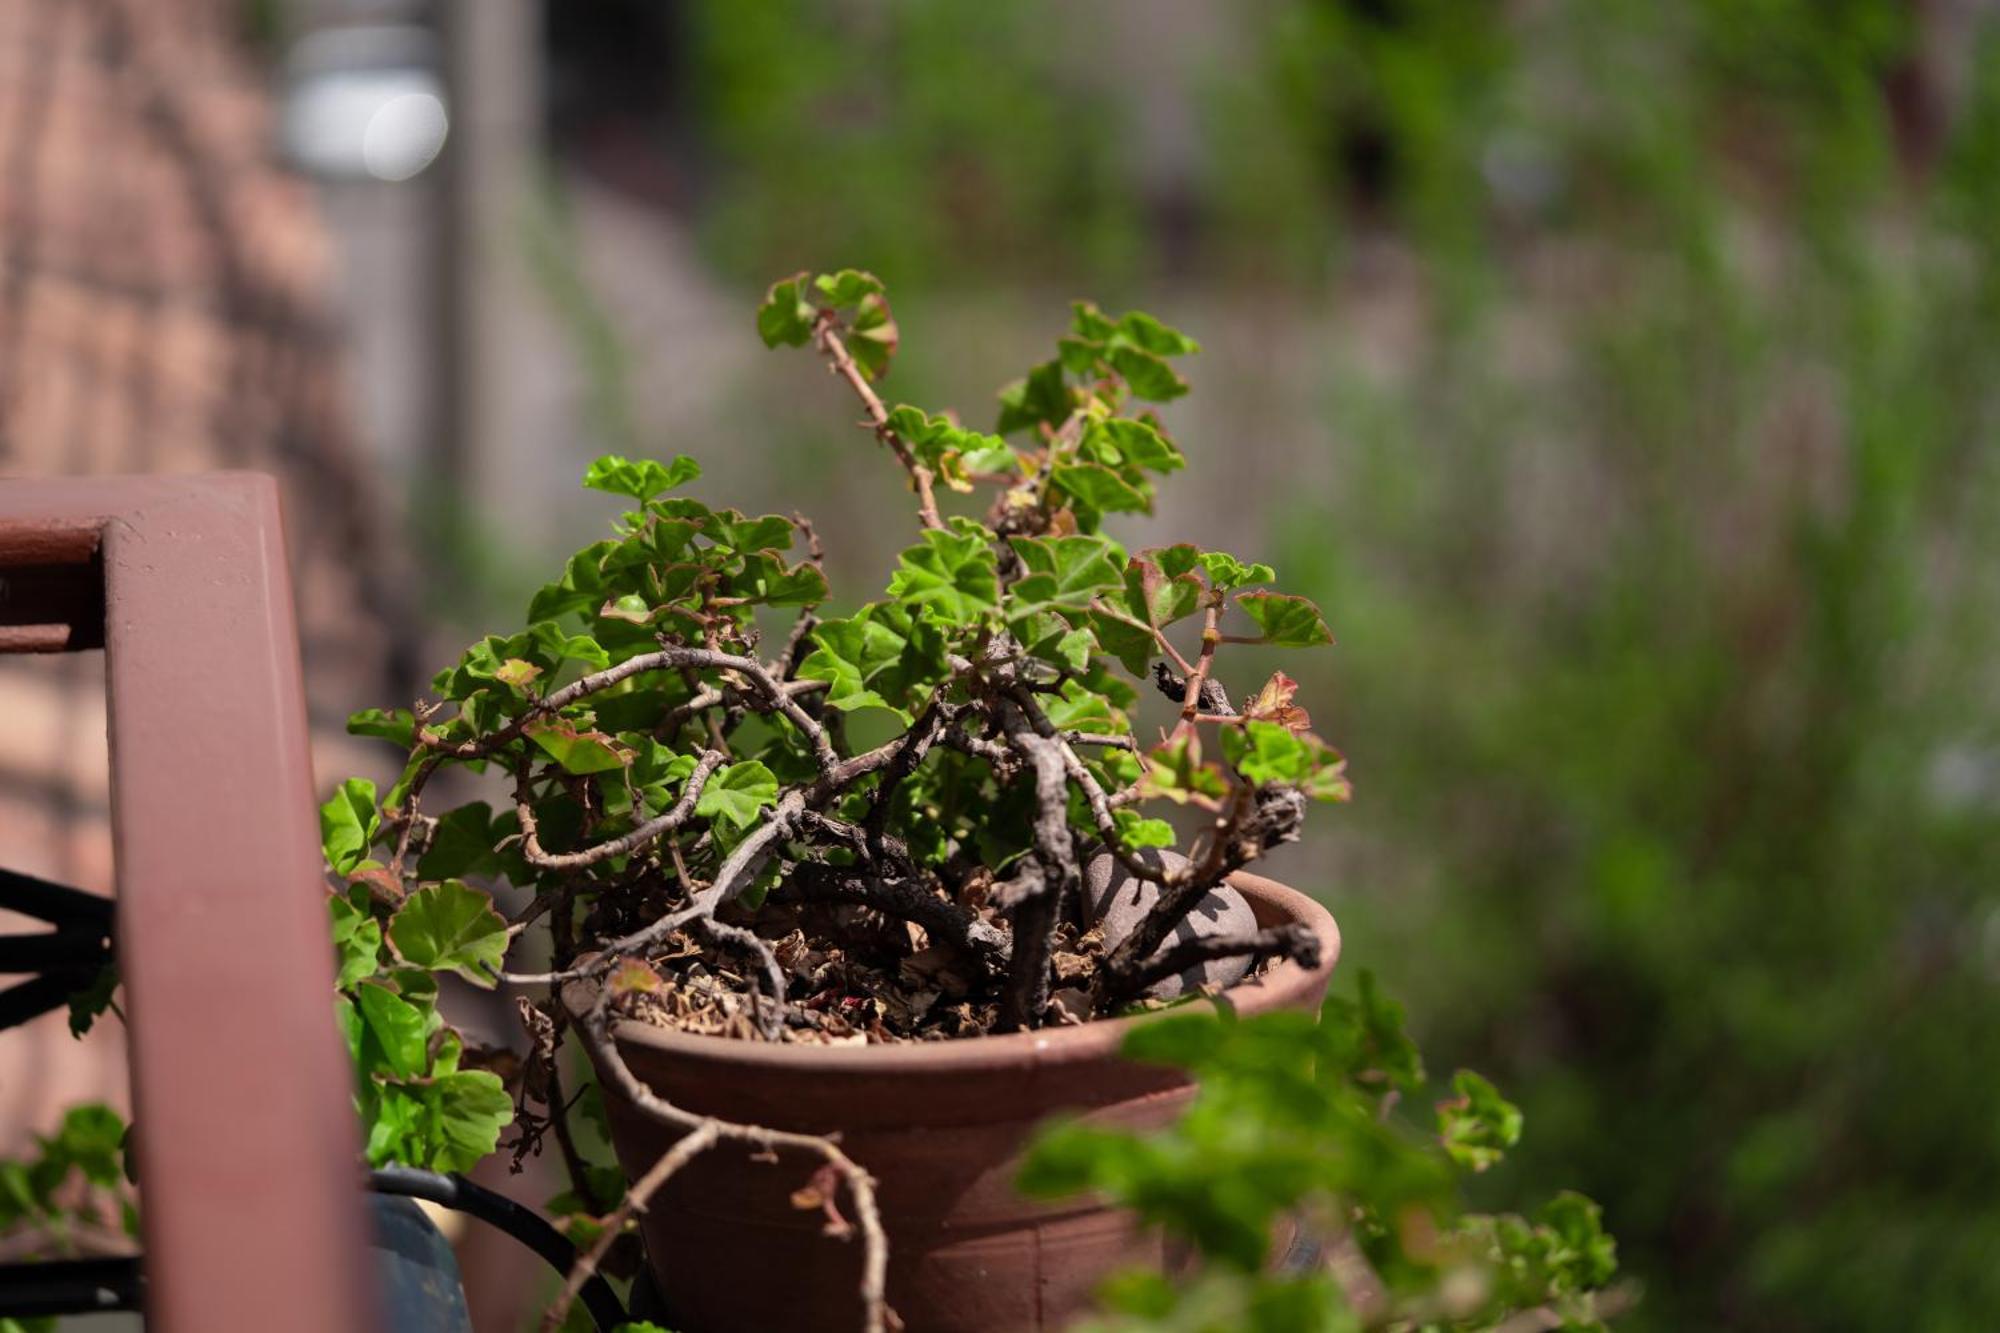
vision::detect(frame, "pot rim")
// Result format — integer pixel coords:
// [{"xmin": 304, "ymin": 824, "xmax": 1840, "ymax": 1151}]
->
[{"xmin": 592, "ymin": 871, "xmax": 1338, "ymax": 1076}]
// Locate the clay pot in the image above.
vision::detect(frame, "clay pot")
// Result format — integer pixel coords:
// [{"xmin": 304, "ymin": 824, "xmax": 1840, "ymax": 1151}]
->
[{"xmin": 575, "ymin": 873, "xmax": 1337, "ymax": 1333}]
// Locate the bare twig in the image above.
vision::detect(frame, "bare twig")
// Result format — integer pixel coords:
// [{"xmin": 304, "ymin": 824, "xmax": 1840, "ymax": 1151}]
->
[
  {"xmin": 812, "ymin": 311, "xmax": 943, "ymax": 531},
  {"xmin": 1105, "ymin": 922, "xmax": 1322, "ymax": 1006},
  {"xmin": 518, "ymin": 751, "xmax": 727, "ymax": 871},
  {"xmin": 421, "ymin": 645, "xmax": 836, "ymax": 765},
  {"xmin": 539, "ymin": 1119, "xmax": 722, "ymax": 1332},
  {"xmin": 692, "ymin": 916, "xmax": 789, "ymax": 1039},
  {"xmin": 576, "ymin": 999, "xmax": 889, "ymax": 1332}
]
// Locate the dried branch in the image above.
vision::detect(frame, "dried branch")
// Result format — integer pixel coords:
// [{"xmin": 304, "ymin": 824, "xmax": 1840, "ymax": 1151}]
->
[
  {"xmin": 421, "ymin": 645, "xmax": 836, "ymax": 767},
  {"xmin": 787, "ymin": 856, "xmax": 1010, "ymax": 972},
  {"xmin": 812, "ymin": 311, "xmax": 943, "ymax": 531},
  {"xmin": 1105, "ymin": 922, "xmax": 1322, "ymax": 1006},
  {"xmin": 692, "ymin": 916, "xmax": 789, "ymax": 1040},
  {"xmin": 518, "ymin": 751, "xmax": 727, "ymax": 871},
  {"xmin": 576, "ymin": 998, "xmax": 889, "ymax": 1333},
  {"xmin": 540, "ymin": 1118, "xmax": 722, "ymax": 1333},
  {"xmin": 997, "ymin": 704, "xmax": 1081, "ymax": 1030}
]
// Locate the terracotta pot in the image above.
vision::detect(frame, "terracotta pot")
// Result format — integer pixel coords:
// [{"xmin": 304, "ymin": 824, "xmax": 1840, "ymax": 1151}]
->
[{"xmin": 576, "ymin": 873, "xmax": 1337, "ymax": 1333}]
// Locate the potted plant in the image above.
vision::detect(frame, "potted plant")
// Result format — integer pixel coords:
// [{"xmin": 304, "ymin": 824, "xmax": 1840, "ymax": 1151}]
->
[{"xmin": 325, "ymin": 269, "xmax": 1365, "ymax": 1332}]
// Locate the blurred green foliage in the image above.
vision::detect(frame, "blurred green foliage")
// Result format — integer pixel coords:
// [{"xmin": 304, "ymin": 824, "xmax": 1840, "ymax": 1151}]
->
[{"xmin": 638, "ymin": 2, "xmax": 2000, "ymax": 1327}]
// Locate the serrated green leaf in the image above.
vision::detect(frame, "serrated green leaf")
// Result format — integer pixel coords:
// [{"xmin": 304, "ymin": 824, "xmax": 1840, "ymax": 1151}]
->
[
  {"xmin": 886, "ymin": 526, "xmax": 1000, "ymax": 627},
  {"xmin": 427, "ymin": 1070, "xmax": 515, "ymax": 1173},
  {"xmin": 320, "ymin": 778, "xmax": 380, "ymax": 877},
  {"xmin": 1126, "ymin": 553, "xmax": 1203, "ymax": 628},
  {"xmin": 813, "ymin": 269, "xmax": 884, "ymax": 306},
  {"xmin": 347, "ymin": 707, "xmax": 416, "ymax": 748},
  {"xmin": 388, "ymin": 881, "xmax": 509, "ymax": 987},
  {"xmin": 329, "ymin": 893, "xmax": 384, "ymax": 990},
  {"xmin": 798, "ymin": 615, "xmax": 909, "ymax": 716},
  {"xmin": 1051, "ymin": 462, "xmax": 1151, "ymax": 515},
  {"xmin": 1439, "ymin": 1070, "xmax": 1523, "ymax": 1173},
  {"xmin": 525, "ymin": 722, "xmax": 630, "ymax": 775},
  {"xmin": 1115, "ymin": 310, "xmax": 1201, "ymax": 357},
  {"xmin": 996, "ymin": 359, "xmax": 1071, "ymax": 435},
  {"xmin": 1237, "ymin": 591, "xmax": 1333, "ymax": 647},
  {"xmin": 416, "ymin": 803, "xmax": 499, "ymax": 880},
  {"xmin": 1142, "ymin": 735, "xmax": 1230, "ymax": 804},
  {"xmin": 1196, "ymin": 551, "xmax": 1276, "ymax": 591},
  {"xmin": 1091, "ymin": 418, "xmax": 1184, "ymax": 473},
  {"xmin": 582, "ymin": 454, "xmax": 701, "ymax": 502},
  {"xmin": 696, "ymin": 761, "xmax": 779, "ymax": 830},
  {"xmin": 1113, "ymin": 809, "xmax": 1176, "ymax": 849},
  {"xmin": 847, "ymin": 290, "xmax": 898, "ymax": 381},
  {"xmin": 756, "ymin": 271, "xmax": 815, "ymax": 347},
  {"xmin": 1008, "ymin": 533, "xmax": 1128, "ymax": 615},
  {"xmin": 1110, "ymin": 345, "xmax": 1189, "ymax": 401},
  {"xmin": 355, "ymin": 982, "xmax": 429, "ymax": 1080}
]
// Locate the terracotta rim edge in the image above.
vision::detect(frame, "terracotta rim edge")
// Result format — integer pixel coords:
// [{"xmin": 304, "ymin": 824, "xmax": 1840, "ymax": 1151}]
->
[{"xmin": 599, "ymin": 872, "xmax": 1339, "ymax": 1075}]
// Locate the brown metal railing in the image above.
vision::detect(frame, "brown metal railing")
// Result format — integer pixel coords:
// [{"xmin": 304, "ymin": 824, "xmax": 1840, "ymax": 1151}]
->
[{"xmin": 0, "ymin": 474, "xmax": 379, "ymax": 1332}]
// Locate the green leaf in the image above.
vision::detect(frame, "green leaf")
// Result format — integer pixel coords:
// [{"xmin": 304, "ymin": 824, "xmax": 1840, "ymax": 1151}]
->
[
  {"xmin": 756, "ymin": 271, "xmax": 815, "ymax": 347},
  {"xmin": 996, "ymin": 360, "xmax": 1071, "ymax": 435},
  {"xmin": 797, "ymin": 615, "xmax": 909, "ymax": 716},
  {"xmin": 695, "ymin": 761, "xmax": 779, "ymax": 830},
  {"xmin": 1051, "ymin": 462, "xmax": 1151, "ymax": 515},
  {"xmin": 49, "ymin": 1105, "xmax": 125, "ymax": 1188},
  {"xmin": 710, "ymin": 512, "xmax": 796, "ymax": 554},
  {"xmin": 1088, "ymin": 608, "xmax": 1157, "ymax": 675},
  {"xmin": 355, "ymin": 982, "xmax": 430, "ymax": 1080},
  {"xmin": 1538, "ymin": 1191, "xmax": 1619, "ymax": 1288},
  {"xmin": 1142, "ymin": 735, "xmax": 1229, "ymax": 804},
  {"xmin": 1071, "ymin": 299, "xmax": 1118, "ymax": 342},
  {"xmin": 428, "ymin": 1070, "xmax": 515, "ymax": 1173},
  {"xmin": 1110, "ymin": 345, "xmax": 1189, "ymax": 401},
  {"xmin": 813, "ymin": 269, "xmax": 884, "ymax": 306},
  {"xmin": 416, "ymin": 803, "xmax": 500, "ymax": 880},
  {"xmin": 1008, "ymin": 534, "xmax": 1127, "ymax": 615},
  {"xmin": 1113, "ymin": 809, "xmax": 1175, "ymax": 849},
  {"xmin": 847, "ymin": 291, "xmax": 899, "ymax": 381},
  {"xmin": 65, "ymin": 965, "xmax": 119, "ymax": 1039},
  {"xmin": 1237, "ymin": 591, "xmax": 1334, "ymax": 647},
  {"xmin": 526, "ymin": 722, "xmax": 631, "ymax": 775},
  {"xmin": 388, "ymin": 881, "xmax": 509, "ymax": 987},
  {"xmin": 1196, "ymin": 551, "xmax": 1275, "ymax": 591},
  {"xmin": 886, "ymin": 526, "xmax": 1001, "ymax": 627},
  {"xmin": 1126, "ymin": 553, "xmax": 1204, "ymax": 628},
  {"xmin": 1115, "ymin": 310, "xmax": 1201, "ymax": 357},
  {"xmin": 329, "ymin": 893, "xmax": 384, "ymax": 989},
  {"xmin": 320, "ymin": 778, "xmax": 380, "ymax": 877},
  {"xmin": 582, "ymin": 454, "xmax": 701, "ymax": 502},
  {"xmin": 1219, "ymin": 721, "xmax": 1345, "ymax": 799},
  {"xmin": 1089, "ymin": 418, "xmax": 1184, "ymax": 473},
  {"xmin": 1439, "ymin": 1070, "xmax": 1523, "ymax": 1173},
  {"xmin": 346, "ymin": 707, "xmax": 416, "ymax": 748}
]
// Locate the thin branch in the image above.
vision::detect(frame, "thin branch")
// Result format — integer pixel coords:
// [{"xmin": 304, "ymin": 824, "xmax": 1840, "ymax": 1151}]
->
[
  {"xmin": 576, "ymin": 999, "xmax": 889, "ymax": 1332},
  {"xmin": 1105, "ymin": 922, "xmax": 1322, "ymax": 1006},
  {"xmin": 421, "ymin": 646, "xmax": 833, "ymax": 764},
  {"xmin": 539, "ymin": 1119, "xmax": 722, "ymax": 1333},
  {"xmin": 786, "ymin": 855, "xmax": 1010, "ymax": 971},
  {"xmin": 691, "ymin": 916, "xmax": 788, "ymax": 1040},
  {"xmin": 517, "ymin": 751, "xmax": 727, "ymax": 871},
  {"xmin": 1173, "ymin": 602, "xmax": 1226, "ymax": 736},
  {"xmin": 812, "ymin": 311, "xmax": 943, "ymax": 531}
]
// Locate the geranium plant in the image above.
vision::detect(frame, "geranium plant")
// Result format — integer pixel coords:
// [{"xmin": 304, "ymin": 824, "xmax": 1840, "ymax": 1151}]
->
[{"xmin": 319, "ymin": 270, "xmax": 1606, "ymax": 1331}]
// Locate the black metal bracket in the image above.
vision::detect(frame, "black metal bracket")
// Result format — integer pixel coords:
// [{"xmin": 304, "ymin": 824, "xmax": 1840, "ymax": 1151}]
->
[{"xmin": 0, "ymin": 866, "xmax": 115, "ymax": 1032}]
